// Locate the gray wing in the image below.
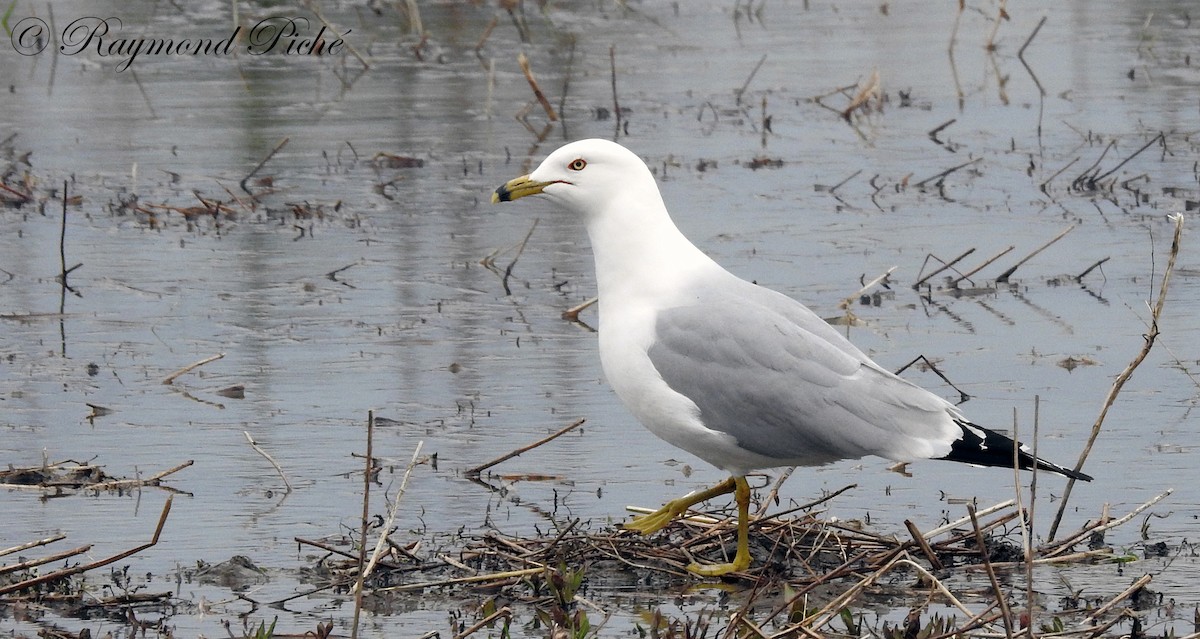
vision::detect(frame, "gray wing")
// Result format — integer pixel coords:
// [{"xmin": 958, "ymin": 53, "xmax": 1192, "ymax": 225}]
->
[{"xmin": 646, "ymin": 280, "xmax": 958, "ymax": 465}]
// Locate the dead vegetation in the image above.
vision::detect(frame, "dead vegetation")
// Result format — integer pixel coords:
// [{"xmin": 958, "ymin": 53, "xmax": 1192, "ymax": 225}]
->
[
  {"xmin": 0, "ymin": 458, "xmax": 192, "ymax": 496},
  {"xmin": 0, "ymin": 484, "xmax": 1189, "ymax": 639},
  {"xmin": 252, "ymin": 485, "xmax": 1180, "ymax": 639}
]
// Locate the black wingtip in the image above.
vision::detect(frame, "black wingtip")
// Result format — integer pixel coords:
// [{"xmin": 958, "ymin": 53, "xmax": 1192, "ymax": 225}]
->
[
  {"xmin": 941, "ymin": 420, "xmax": 1092, "ymax": 482},
  {"xmin": 1051, "ymin": 465, "xmax": 1093, "ymax": 482}
]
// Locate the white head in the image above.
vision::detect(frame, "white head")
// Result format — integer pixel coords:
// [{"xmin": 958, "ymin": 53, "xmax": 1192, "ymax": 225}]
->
[
  {"xmin": 492, "ymin": 139, "xmax": 661, "ymax": 221},
  {"xmin": 492, "ymin": 139, "xmax": 709, "ymax": 295}
]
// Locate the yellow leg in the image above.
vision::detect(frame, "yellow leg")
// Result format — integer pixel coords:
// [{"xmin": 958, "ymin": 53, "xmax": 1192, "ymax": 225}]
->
[
  {"xmin": 624, "ymin": 477, "xmax": 737, "ymax": 535},
  {"xmin": 624, "ymin": 476, "xmax": 753, "ymax": 576},
  {"xmin": 687, "ymin": 476, "xmax": 751, "ymax": 577}
]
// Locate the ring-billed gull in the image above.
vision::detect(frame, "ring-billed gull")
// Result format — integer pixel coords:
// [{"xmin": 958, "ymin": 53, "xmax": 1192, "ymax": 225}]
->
[{"xmin": 492, "ymin": 138, "xmax": 1092, "ymax": 577}]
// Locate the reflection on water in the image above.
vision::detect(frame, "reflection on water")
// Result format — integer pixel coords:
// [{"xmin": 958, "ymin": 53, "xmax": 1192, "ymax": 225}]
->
[{"xmin": 2, "ymin": 0, "xmax": 1198, "ymax": 636}]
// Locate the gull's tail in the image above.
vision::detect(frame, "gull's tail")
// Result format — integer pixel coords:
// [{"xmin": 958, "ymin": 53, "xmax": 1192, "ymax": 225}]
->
[{"xmin": 939, "ymin": 420, "xmax": 1093, "ymax": 482}]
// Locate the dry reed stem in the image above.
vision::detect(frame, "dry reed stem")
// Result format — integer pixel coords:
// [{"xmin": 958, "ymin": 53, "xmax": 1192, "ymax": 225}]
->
[
  {"xmin": 839, "ymin": 265, "xmax": 897, "ymax": 310},
  {"xmin": 929, "ymin": 118, "xmax": 956, "ymax": 143},
  {"xmin": 517, "ymin": 52, "xmax": 558, "ymax": 122},
  {"xmin": 240, "ymin": 137, "xmax": 289, "ymax": 195},
  {"xmin": 561, "ymin": 296, "xmax": 598, "ymax": 321},
  {"xmin": 244, "ymin": 431, "xmax": 292, "ymax": 493},
  {"xmin": 59, "ymin": 181, "xmax": 70, "ymax": 290},
  {"xmin": 754, "ymin": 467, "xmax": 794, "ymax": 518},
  {"xmin": 903, "ymin": 519, "xmax": 944, "ymax": 570},
  {"xmin": 1076, "ymin": 256, "xmax": 1111, "ymax": 282},
  {"xmin": 1014, "ymin": 402, "xmax": 1036, "ymax": 639},
  {"xmin": 0, "ymin": 496, "xmax": 173, "ymax": 596},
  {"xmin": 454, "ymin": 606, "xmax": 512, "ymax": 639},
  {"xmin": 1019, "ymin": 15, "xmax": 1048, "ymax": 59},
  {"xmin": 984, "ymin": 0, "xmax": 1008, "ymax": 51},
  {"xmin": 1072, "ymin": 141, "xmax": 1118, "ymax": 188},
  {"xmin": 810, "ymin": 83, "xmax": 860, "ymax": 117},
  {"xmin": 948, "ymin": 0, "xmax": 964, "ymax": 52},
  {"xmin": 913, "ymin": 157, "xmax": 982, "ymax": 189},
  {"xmin": 968, "ymin": 504, "xmax": 1014, "ymax": 637},
  {"xmin": 485, "ymin": 56, "xmax": 496, "ymax": 120},
  {"xmin": 438, "ymin": 553, "xmax": 475, "ymax": 574},
  {"xmin": 950, "ymin": 245, "xmax": 1015, "ymax": 287},
  {"xmin": 401, "ymin": 0, "xmax": 422, "ymax": 36},
  {"xmin": 958, "ymin": 548, "xmax": 1114, "ymax": 572},
  {"xmin": 828, "ymin": 168, "xmax": 863, "ymax": 195},
  {"xmin": 466, "ymin": 418, "xmax": 584, "ymax": 476},
  {"xmin": 735, "ymin": 53, "xmax": 768, "ymax": 106},
  {"xmin": 0, "ymin": 534, "xmax": 67, "ymax": 559},
  {"xmin": 610, "ymin": 44, "xmax": 622, "ymax": 135},
  {"xmin": 760, "ymin": 546, "xmax": 878, "ymax": 626},
  {"xmin": 359, "ymin": 441, "xmax": 425, "ymax": 587},
  {"xmin": 483, "ymin": 531, "xmax": 534, "ymax": 556},
  {"xmin": 924, "ymin": 499, "xmax": 1015, "ymax": 538},
  {"xmin": 351, "ymin": 411, "xmax": 374, "ymax": 639},
  {"xmin": 1041, "ymin": 157, "xmax": 1080, "ymax": 193},
  {"xmin": 474, "ymin": 16, "xmax": 497, "ymax": 51},
  {"xmin": 162, "ymin": 352, "xmax": 225, "ymax": 385},
  {"xmin": 501, "ymin": 218, "xmax": 538, "ymax": 295},
  {"xmin": 913, "ymin": 248, "xmax": 975, "ymax": 289},
  {"xmin": 1093, "ymin": 132, "xmax": 1166, "ymax": 185},
  {"xmin": 1084, "ymin": 573, "xmax": 1153, "ymax": 623},
  {"xmin": 0, "ymin": 544, "xmax": 92, "ymax": 576},
  {"xmin": 1043, "ymin": 488, "xmax": 1173, "ymax": 558},
  {"xmin": 219, "ymin": 183, "xmax": 254, "ymax": 214},
  {"xmin": 995, "ymin": 223, "xmax": 1076, "ymax": 283},
  {"xmin": 0, "ymin": 181, "xmax": 33, "ymax": 203},
  {"xmin": 1049, "ymin": 213, "xmax": 1183, "ymax": 539},
  {"xmin": 378, "ymin": 567, "xmax": 544, "ymax": 593},
  {"xmin": 296, "ymin": 536, "xmax": 373, "ymax": 564}
]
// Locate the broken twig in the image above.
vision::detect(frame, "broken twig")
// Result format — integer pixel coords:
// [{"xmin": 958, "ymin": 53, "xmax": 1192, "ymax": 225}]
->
[
  {"xmin": 244, "ymin": 431, "xmax": 292, "ymax": 493},
  {"xmin": 1049, "ymin": 215, "xmax": 1182, "ymax": 540},
  {"xmin": 163, "ymin": 352, "xmax": 225, "ymax": 385},
  {"xmin": 995, "ymin": 224, "xmax": 1075, "ymax": 283},
  {"xmin": 517, "ymin": 52, "xmax": 558, "ymax": 122},
  {"xmin": 466, "ymin": 419, "xmax": 585, "ymax": 476}
]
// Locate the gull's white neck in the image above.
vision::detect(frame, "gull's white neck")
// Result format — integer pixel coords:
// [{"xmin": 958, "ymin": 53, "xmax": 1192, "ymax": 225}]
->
[{"xmin": 582, "ymin": 182, "xmax": 719, "ymax": 304}]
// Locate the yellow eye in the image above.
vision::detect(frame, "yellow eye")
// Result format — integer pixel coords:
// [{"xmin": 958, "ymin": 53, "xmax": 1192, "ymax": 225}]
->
[{"xmin": 568, "ymin": 158, "xmax": 587, "ymax": 171}]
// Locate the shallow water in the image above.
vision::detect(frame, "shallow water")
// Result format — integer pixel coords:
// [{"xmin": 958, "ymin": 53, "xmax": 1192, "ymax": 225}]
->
[{"xmin": 2, "ymin": 0, "xmax": 1198, "ymax": 636}]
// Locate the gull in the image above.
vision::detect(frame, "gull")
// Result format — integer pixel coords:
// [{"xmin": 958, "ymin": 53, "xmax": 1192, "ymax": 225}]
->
[{"xmin": 492, "ymin": 138, "xmax": 1092, "ymax": 577}]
